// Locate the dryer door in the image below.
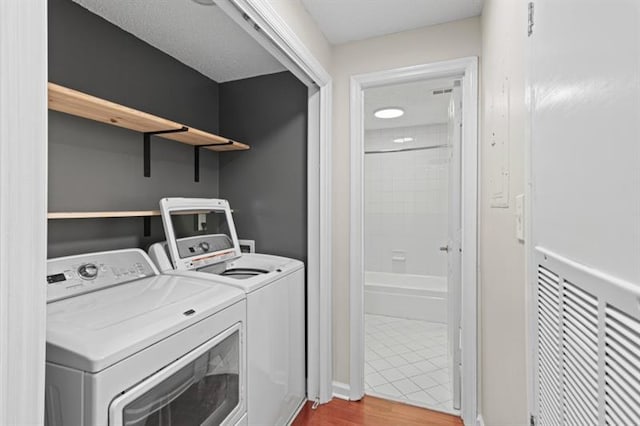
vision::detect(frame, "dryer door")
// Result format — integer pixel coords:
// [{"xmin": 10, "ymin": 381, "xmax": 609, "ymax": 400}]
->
[{"xmin": 109, "ymin": 324, "xmax": 244, "ymax": 426}]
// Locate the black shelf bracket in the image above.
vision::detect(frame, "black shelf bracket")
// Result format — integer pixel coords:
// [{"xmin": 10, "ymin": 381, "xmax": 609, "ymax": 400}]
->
[
  {"xmin": 143, "ymin": 126, "xmax": 189, "ymax": 177},
  {"xmin": 193, "ymin": 141, "xmax": 234, "ymax": 182},
  {"xmin": 143, "ymin": 216, "xmax": 151, "ymax": 237}
]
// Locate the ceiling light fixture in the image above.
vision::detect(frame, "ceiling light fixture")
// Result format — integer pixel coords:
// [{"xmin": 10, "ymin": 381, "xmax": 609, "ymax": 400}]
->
[
  {"xmin": 191, "ymin": 0, "xmax": 216, "ymax": 5},
  {"xmin": 393, "ymin": 137, "xmax": 414, "ymax": 144},
  {"xmin": 374, "ymin": 107, "xmax": 404, "ymax": 119}
]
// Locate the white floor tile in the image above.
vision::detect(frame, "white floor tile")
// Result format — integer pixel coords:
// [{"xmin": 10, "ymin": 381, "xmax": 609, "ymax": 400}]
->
[
  {"xmin": 411, "ymin": 373, "xmax": 439, "ymax": 390},
  {"xmin": 385, "ymin": 354, "xmax": 409, "ymax": 367},
  {"xmin": 405, "ymin": 390, "xmax": 438, "ymax": 406},
  {"xmin": 379, "ymin": 367, "xmax": 404, "ymax": 382},
  {"xmin": 372, "ymin": 383, "xmax": 403, "ymax": 398},
  {"xmin": 397, "ymin": 363, "xmax": 422, "ymax": 378},
  {"xmin": 425, "ymin": 384, "xmax": 452, "ymax": 403},
  {"xmin": 400, "ymin": 351, "xmax": 422, "ymax": 363},
  {"xmin": 412, "ymin": 360, "xmax": 440, "ymax": 373},
  {"xmin": 364, "ymin": 314, "xmax": 455, "ymax": 413},
  {"xmin": 368, "ymin": 358, "xmax": 392, "ymax": 371},
  {"xmin": 391, "ymin": 378, "xmax": 420, "ymax": 395},
  {"xmin": 365, "ymin": 372, "xmax": 387, "ymax": 387}
]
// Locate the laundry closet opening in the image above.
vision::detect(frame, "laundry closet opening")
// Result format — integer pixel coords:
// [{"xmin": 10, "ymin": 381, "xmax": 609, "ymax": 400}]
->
[
  {"xmin": 356, "ymin": 74, "xmax": 465, "ymax": 415},
  {"xmin": 46, "ymin": 0, "xmax": 312, "ymax": 422}
]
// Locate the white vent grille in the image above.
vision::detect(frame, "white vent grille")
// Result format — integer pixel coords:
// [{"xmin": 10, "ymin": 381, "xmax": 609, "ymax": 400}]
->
[
  {"xmin": 561, "ymin": 281, "xmax": 599, "ymax": 425},
  {"xmin": 534, "ymin": 249, "xmax": 640, "ymax": 425},
  {"xmin": 537, "ymin": 266, "xmax": 562, "ymax": 426},
  {"xmin": 604, "ymin": 306, "xmax": 640, "ymax": 425}
]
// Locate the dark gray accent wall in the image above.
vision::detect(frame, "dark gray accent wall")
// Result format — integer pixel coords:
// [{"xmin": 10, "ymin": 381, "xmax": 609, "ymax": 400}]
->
[
  {"xmin": 219, "ymin": 72, "xmax": 308, "ymax": 262},
  {"xmin": 48, "ymin": 0, "xmax": 221, "ymax": 258}
]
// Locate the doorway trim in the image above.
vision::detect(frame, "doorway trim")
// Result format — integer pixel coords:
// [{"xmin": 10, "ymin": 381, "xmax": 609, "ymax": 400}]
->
[
  {"xmin": 0, "ymin": 0, "xmax": 48, "ymax": 423},
  {"xmin": 215, "ymin": 0, "xmax": 334, "ymax": 404},
  {"xmin": 348, "ymin": 57, "xmax": 478, "ymax": 424}
]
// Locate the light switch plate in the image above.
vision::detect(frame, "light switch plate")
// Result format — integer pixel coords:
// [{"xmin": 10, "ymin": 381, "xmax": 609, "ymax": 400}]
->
[{"xmin": 515, "ymin": 193, "xmax": 525, "ymax": 242}]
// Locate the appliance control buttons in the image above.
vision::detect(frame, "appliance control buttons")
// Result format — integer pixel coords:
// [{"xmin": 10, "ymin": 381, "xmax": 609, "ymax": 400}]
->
[
  {"xmin": 78, "ymin": 263, "xmax": 98, "ymax": 280},
  {"xmin": 199, "ymin": 242, "xmax": 210, "ymax": 252}
]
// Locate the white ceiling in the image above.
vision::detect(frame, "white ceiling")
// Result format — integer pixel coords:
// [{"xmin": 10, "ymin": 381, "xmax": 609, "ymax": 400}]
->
[
  {"xmin": 301, "ymin": 0, "xmax": 484, "ymax": 45},
  {"xmin": 72, "ymin": 0, "xmax": 286, "ymax": 82},
  {"xmin": 364, "ymin": 78, "xmax": 457, "ymax": 130}
]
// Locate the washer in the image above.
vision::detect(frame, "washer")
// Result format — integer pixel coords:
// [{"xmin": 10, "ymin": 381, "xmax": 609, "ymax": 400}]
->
[
  {"xmin": 148, "ymin": 198, "xmax": 305, "ymax": 426},
  {"xmin": 45, "ymin": 248, "xmax": 247, "ymax": 426}
]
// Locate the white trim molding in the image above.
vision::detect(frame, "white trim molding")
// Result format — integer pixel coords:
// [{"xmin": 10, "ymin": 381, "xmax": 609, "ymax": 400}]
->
[
  {"xmin": 216, "ymin": 0, "xmax": 333, "ymax": 405},
  {"xmin": 332, "ymin": 381, "xmax": 351, "ymax": 401},
  {"xmin": 0, "ymin": 0, "xmax": 48, "ymax": 423},
  {"xmin": 349, "ymin": 57, "xmax": 479, "ymax": 425}
]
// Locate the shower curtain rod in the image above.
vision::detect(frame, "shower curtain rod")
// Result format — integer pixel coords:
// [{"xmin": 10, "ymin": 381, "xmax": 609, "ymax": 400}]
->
[{"xmin": 364, "ymin": 144, "xmax": 450, "ymax": 155}]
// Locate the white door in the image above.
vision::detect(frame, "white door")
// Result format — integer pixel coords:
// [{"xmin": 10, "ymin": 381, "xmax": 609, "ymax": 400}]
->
[
  {"xmin": 447, "ymin": 83, "xmax": 463, "ymax": 411},
  {"xmin": 529, "ymin": 1, "xmax": 640, "ymax": 424}
]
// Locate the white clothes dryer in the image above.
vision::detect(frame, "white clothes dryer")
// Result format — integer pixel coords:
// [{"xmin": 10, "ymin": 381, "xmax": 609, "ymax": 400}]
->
[
  {"xmin": 148, "ymin": 198, "xmax": 305, "ymax": 426},
  {"xmin": 45, "ymin": 248, "xmax": 247, "ymax": 426}
]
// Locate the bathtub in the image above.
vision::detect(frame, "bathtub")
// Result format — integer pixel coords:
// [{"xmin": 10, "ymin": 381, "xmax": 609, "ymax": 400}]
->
[{"xmin": 364, "ymin": 271, "xmax": 447, "ymax": 323}]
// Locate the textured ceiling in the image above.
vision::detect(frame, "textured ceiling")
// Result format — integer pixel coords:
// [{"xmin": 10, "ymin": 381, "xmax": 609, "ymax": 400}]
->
[
  {"xmin": 301, "ymin": 0, "xmax": 484, "ymax": 45},
  {"xmin": 364, "ymin": 78, "xmax": 457, "ymax": 130},
  {"xmin": 73, "ymin": 0, "xmax": 286, "ymax": 82}
]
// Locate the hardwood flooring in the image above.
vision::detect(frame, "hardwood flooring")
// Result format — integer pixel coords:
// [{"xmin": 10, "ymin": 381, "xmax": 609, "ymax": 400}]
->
[{"xmin": 292, "ymin": 396, "xmax": 463, "ymax": 426}]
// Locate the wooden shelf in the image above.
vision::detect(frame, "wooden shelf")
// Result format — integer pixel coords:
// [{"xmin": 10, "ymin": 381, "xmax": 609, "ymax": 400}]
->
[
  {"xmin": 47, "ymin": 210, "xmax": 234, "ymax": 219},
  {"xmin": 48, "ymin": 211, "xmax": 161, "ymax": 219},
  {"xmin": 48, "ymin": 83, "xmax": 249, "ymax": 152}
]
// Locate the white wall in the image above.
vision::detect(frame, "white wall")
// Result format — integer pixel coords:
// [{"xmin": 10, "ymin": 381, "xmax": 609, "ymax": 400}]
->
[
  {"xmin": 480, "ymin": 1, "xmax": 528, "ymax": 424},
  {"xmin": 265, "ymin": 0, "xmax": 332, "ymax": 72},
  {"xmin": 364, "ymin": 125, "xmax": 449, "ymax": 277},
  {"xmin": 331, "ymin": 17, "xmax": 482, "ymax": 385}
]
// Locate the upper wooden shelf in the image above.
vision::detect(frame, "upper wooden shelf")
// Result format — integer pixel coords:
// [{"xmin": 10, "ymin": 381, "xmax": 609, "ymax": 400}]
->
[
  {"xmin": 48, "ymin": 82, "xmax": 249, "ymax": 152},
  {"xmin": 47, "ymin": 209, "xmax": 235, "ymax": 219}
]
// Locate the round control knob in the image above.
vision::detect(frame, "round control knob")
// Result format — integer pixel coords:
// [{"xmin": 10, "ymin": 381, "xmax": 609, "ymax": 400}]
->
[
  {"xmin": 78, "ymin": 263, "xmax": 98, "ymax": 280},
  {"xmin": 199, "ymin": 242, "xmax": 210, "ymax": 252}
]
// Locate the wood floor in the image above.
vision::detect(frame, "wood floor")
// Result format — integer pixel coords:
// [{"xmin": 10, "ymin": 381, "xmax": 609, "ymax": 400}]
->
[{"xmin": 292, "ymin": 396, "xmax": 463, "ymax": 426}]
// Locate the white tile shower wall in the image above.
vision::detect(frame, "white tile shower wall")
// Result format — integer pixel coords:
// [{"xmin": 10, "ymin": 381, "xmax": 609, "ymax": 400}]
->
[{"xmin": 364, "ymin": 124, "xmax": 449, "ymax": 276}]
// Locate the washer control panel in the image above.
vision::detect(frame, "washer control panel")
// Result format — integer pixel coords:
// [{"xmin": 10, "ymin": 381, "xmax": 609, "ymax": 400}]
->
[{"xmin": 46, "ymin": 249, "xmax": 157, "ymax": 302}]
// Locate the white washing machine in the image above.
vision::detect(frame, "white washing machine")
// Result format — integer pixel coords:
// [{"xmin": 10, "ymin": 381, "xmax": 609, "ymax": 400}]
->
[
  {"xmin": 45, "ymin": 248, "xmax": 247, "ymax": 426},
  {"xmin": 148, "ymin": 198, "xmax": 306, "ymax": 426}
]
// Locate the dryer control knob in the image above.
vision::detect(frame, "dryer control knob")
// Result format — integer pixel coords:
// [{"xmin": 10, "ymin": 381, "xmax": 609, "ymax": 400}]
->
[
  {"xmin": 78, "ymin": 263, "xmax": 98, "ymax": 280},
  {"xmin": 199, "ymin": 242, "xmax": 210, "ymax": 252}
]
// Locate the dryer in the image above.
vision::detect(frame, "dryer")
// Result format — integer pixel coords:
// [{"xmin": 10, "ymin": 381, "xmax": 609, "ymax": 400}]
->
[
  {"xmin": 45, "ymin": 248, "xmax": 247, "ymax": 426},
  {"xmin": 148, "ymin": 198, "xmax": 305, "ymax": 426}
]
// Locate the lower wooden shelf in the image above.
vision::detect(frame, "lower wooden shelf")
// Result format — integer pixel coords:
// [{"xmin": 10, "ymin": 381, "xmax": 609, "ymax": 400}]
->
[{"xmin": 47, "ymin": 211, "xmax": 161, "ymax": 219}]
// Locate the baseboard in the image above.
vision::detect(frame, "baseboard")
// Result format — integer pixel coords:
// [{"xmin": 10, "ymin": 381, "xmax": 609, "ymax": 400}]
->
[
  {"xmin": 332, "ymin": 381, "xmax": 351, "ymax": 400},
  {"xmin": 476, "ymin": 414, "xmax": 485, "ymax": 426}
]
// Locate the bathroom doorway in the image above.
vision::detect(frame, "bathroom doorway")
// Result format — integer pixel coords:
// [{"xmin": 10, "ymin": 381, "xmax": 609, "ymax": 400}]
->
[{"xmin": 348, "ymin": 58, "xmax": 478, "ymax": 423}]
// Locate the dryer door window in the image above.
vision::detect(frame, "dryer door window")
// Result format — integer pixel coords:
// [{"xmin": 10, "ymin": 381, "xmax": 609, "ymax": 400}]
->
[{"xmin": 109, "ymin": 325, "xmax": 243, "ymax": 426}]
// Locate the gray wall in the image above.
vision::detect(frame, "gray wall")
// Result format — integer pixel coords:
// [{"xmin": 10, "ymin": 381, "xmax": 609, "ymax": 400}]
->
[
  {"xmin": 219, "ymin": 72, "xmax": 308, "ymax": 262},
  {"xmin": 48, "ymin": 0, "xmax": 221, "ymax": 257}
]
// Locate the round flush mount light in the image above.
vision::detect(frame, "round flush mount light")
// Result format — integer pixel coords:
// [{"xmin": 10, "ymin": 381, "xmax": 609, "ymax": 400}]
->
[
  {"xmin": 191, "ymin": 0, "xmax": 215, "ymax": 5},
  {"xmin": 374, "ymin": 107, "xmax": 404, "ymax": 119},
  {"xmin": 393, "ymin": 137, "xmax": 414, "ymax": 144}
]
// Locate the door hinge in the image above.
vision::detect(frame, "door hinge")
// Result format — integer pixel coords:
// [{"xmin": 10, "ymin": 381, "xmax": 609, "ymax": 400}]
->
[
  {"xmin": 530, "ymin": 414, "xmax": 536, "ymax": 426},
  {"xmin": 528, "ymin": 2, "xmax": 535, "ymax": 37}
]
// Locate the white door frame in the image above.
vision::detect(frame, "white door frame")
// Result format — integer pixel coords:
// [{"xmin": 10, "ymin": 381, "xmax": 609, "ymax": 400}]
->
[
  {"xmin": 348, "ymin": 57, "xmax": 478, "ymax": 424},
  {"xmin": 0, "ymin": 0, "xmax": 48, "ymax": 424},
  {"xmin": 215, "ymin": 0, "xmax": 334, "ymax": 404}
]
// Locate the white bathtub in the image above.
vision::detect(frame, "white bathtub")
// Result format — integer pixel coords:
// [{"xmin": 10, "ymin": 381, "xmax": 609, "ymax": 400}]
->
[{"xmin": 364, "ymin": 271, "xmax": 447, "ymax": 323}]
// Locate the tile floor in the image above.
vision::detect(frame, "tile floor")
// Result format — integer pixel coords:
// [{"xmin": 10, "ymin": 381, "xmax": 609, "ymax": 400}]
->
[{"xmin": 364, "ymin": 314, "xmax": 455, "ymax": 414}]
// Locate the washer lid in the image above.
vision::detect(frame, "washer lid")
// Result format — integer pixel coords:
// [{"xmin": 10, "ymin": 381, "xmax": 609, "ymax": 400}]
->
[
  {"xmin": 159, "ymin": 198, "xmax": 242, "ymax": 271},
  {"xmin": 46, "ymin": 274, "xmax": 244, "ymax": 373}
]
